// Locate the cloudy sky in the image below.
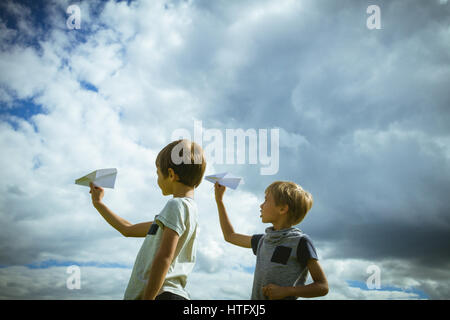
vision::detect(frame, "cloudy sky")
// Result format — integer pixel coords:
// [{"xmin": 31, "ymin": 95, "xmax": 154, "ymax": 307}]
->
[{"xmin": 1, "ymin": 0, "xmax": 449, "ymax": 300}]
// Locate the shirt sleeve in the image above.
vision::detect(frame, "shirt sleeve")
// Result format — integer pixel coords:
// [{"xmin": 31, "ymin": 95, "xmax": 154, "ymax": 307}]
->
[
  {"xmin": 297, "ymin": 235, "xmax": 318, "ymax": 268},
  {"xmin": 155, "ymin": 199, "xmax": 186, "ymax": 236},
  {"xmin": 251, "ymin": 234, "xmax": 264, "ymax": 255}
]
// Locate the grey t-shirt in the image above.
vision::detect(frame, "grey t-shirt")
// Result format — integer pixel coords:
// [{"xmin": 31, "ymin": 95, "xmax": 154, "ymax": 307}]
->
[{"xmin": 250, "ymin": 227, "xmax": 318, "ymax": 300}]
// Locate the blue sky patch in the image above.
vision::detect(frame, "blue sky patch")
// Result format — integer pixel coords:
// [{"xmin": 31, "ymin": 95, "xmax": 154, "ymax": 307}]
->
[
  {"xmin": 0, "ymin": 98, "xmax": 45, "ymax": 130},
  {"xmin": 24, "ymin": 259, "xmax": 131, "ymax": 269},
  {"xmin": 0, "ymin": 98, "xmax": 45, "ymax": 120},
  {"xmin": 79, "ymin": 80, "xmax": 98, "ymax": 93}
]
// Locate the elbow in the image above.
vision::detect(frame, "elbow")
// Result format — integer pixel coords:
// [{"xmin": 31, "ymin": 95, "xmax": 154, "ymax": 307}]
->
[
  {"xmin": 222, "ymin": 232, "xmax": 230, "ymax": 243},
  {"xmin": 154, "ymin": 253, "xmax": 173, "ymax": 267},
  {"xmin": 121, "ymin": 226, "xmax": 130, "ymax": 237},
  {"xmin": 319, "ymin": 282, "xmax": 329, "ymax": 297},
  {"xmin": 224, "ymin": 233, "xmax": 234, "ymax": 244}
]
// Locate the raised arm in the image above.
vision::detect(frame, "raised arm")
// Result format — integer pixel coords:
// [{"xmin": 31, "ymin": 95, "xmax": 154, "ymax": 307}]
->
[
  {"xmin": 90, "ymin": 183, "xmax": 152, "ymax": 237},
  {"xmin": 214, "ymin": 182, "xmax": 251, "ymax": 248}
]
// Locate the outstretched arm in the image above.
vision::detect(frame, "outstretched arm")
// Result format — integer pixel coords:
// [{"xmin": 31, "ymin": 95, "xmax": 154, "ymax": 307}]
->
[
  {"xmin": 90, "ymin": 183, "xmax": 152, "ymax": 237},
  {"xmin": 214, "ymin": 182, "xmax": 251, "ymax": 248}
]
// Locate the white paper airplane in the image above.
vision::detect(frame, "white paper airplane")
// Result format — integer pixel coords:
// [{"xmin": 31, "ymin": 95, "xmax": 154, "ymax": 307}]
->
[
  {"xmin": 205, "ymin": 172, "xmax": 242, "ymax": 190},
  {"xmin": 75, "ymin": 168, "xmax": 117, "ymax": 189}
]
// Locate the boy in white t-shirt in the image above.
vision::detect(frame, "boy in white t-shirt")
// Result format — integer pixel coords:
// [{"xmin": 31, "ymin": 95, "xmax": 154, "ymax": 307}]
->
[{"xmin": 89, "ymin": 139, "xmax": 206, "ymax": 300}]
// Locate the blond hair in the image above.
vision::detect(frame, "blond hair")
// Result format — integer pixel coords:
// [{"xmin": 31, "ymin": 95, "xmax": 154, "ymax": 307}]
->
[{"xmin": 265, "ymin": 181, "xmax": 313, "ymax": 225}]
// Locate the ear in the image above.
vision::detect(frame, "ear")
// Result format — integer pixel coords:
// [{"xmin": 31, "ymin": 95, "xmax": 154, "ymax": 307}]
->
[
  {"xmin": 278, "ymin": 204, "xmax": 289, "ymax": 216},
  {"xmin": 167, "ymin": 168, "xmax": 179, "ymax": 182}
]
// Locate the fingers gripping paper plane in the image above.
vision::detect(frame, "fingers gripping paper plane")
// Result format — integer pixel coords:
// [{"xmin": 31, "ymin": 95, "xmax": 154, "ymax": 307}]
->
[
  {"xmin": 75, "ymin": 168, "xmax": 117, "ymax": 189},
  {"xmin": 204, "ymin": 172, "xmax": 242, "ymax": 190}
]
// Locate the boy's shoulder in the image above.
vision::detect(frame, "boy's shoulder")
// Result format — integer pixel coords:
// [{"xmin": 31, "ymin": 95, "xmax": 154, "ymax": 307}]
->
[
  {"xmin": 156, "ymin": 197, "xmax": 198, "ymax": 236},
  {"xmin": 164, "ymin": 197, "xmax": 197, "ymax": 209},
  {"xmin": 251, "ymin": 228, "xmax": 316, "ymax": 256},
  {"xmin": 160, "ymin": 197, "xmax": 198, "ymax": 219},
  {"xmin": 259, "ymin": 227, "xmax": 309, "ymax": 239}
]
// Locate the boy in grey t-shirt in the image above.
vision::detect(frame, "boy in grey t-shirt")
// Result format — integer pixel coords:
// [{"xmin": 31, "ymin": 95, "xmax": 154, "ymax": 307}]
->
[{"xmin": 214, "ymin": 181, "xmax": 328, "ymax": 300}]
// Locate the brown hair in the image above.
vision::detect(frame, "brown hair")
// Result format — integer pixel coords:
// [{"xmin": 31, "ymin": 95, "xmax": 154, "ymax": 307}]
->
[
  {"xmin": 155, "ymin": 139, "xmax": 206, "ymax": 188},
  {"xmin": 265, "ymin": 181, "xmax": 313, "ymax": 225}
]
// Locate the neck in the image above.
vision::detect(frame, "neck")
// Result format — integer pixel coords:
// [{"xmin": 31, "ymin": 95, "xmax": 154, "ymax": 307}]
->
[
  {"xmin": 272, "ymin": 220, "xmax": 292, "ymax": 231},
  {"xmin": 171, "ymin": 183, "xmax": 195, "ymax": 199}
]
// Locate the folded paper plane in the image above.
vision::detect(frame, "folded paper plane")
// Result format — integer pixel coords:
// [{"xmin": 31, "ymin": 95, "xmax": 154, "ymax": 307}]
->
[
  {"xmin": 75, "ymin": 168, "xmax": 117, "ymax": 189},
  {"xmin": 205, "ymin": 172, "xmax": 242, "ymax": 190}
]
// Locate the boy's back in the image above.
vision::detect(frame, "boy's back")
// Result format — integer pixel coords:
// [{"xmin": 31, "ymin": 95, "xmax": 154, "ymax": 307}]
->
[{"xmin": 124, "ymin": 197, "xmax": 198, "ymax": 300}]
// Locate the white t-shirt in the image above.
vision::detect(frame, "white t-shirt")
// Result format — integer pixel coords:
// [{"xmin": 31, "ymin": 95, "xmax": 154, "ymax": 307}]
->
[{"xmin": 123, "ymin": 197, "xmax": 198, "ymax": 300}]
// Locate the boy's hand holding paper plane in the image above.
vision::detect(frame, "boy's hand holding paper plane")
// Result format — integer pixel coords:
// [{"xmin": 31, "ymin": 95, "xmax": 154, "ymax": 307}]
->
[
  {"xmin": 75, "ymin": 168, "xmax": 117, "ymax": 189},
  {"xmin": 205, "ymin": 172, "xmax": 242, "ymax": 190}
]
